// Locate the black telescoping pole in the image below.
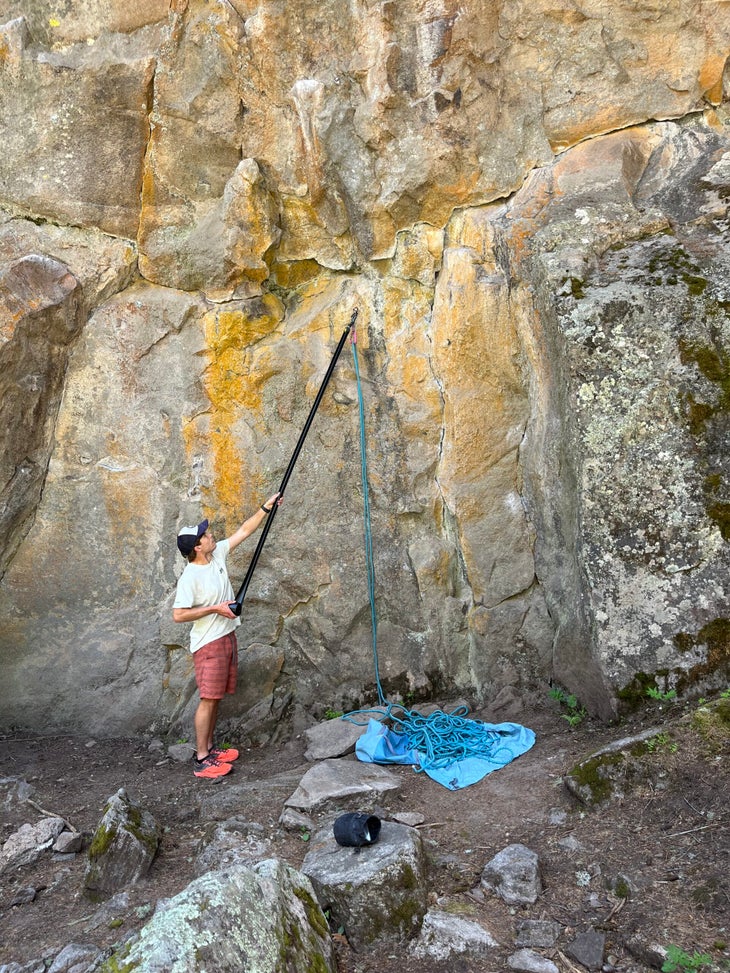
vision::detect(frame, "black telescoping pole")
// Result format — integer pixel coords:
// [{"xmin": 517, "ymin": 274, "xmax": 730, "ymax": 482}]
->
[{"xmin": 229, "ymin": 307, "xmax": 359, "ymax": 616}]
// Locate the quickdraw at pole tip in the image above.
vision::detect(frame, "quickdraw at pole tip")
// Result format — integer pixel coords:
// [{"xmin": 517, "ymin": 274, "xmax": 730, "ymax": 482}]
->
[{"xmin": 348, "ymin": 307, "xmax": 359, "ymax": 343}]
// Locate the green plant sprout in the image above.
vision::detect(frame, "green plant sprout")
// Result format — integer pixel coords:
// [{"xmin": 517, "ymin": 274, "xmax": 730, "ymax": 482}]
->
[
  {"xmin": 646, "ymin": 686, "xmax": 678, "ymax": 703},
  {"xmin": 324, "ymin": 708, "xmax": 344, "ymax": 720},
  {"xmin": 645, "ymin": 733, "xmax": 678, "ymax": 754},
  {"xmin": 549, "ymin": 686, "xmax": 587, "ymax": 727},
  {"xmin": 661, "ymin": 945, "xmax": 713, "ymax": 972}
]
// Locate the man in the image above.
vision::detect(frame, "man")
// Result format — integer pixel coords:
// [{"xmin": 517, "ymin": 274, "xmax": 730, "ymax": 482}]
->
[{"xmin": 173, "ymin": 492, "xmax": 282, "ymax": 779}]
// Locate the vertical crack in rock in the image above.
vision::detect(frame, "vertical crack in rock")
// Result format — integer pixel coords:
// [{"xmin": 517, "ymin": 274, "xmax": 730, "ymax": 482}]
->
[{"xmin": 0, "ymin": 255, "xmax": 84, "ymax": 580}]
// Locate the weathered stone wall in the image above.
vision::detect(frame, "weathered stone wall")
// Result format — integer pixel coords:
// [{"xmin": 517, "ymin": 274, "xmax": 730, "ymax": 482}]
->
[{"xmin": 0, "ymin": 0, "xmax": 728, "ymax": 735}]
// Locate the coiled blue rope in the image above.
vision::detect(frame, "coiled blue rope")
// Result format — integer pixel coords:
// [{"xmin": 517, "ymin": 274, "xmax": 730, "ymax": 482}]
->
[{"xmin": 347, "ymin": 330, "xmax": 509, "ymax": 772}]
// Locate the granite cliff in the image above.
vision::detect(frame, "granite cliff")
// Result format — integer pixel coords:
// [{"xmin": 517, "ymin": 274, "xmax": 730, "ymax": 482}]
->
[{"xmin": 0, "ymin": 0, "xmax": 728, "ymax": 736}]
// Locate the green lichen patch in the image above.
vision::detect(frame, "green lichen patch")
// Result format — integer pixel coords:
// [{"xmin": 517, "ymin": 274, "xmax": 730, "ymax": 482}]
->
[
  {"xmin": 612, "ymin": 875, "xmax": 632, "ymax": 900},
  {"xmin": 679, "ymin": 338, "xmax": 730, "ymax": 397},
  {"xmin": 294, "ymin": 885, "xmax": 329, "ymax": 940},
  {"xmin": 647, "ymin": 245, "xmax": 710, "ymax": 296},
  {"xmin": 570, "ymin": 277, "xmax": 585, "ymax": 300},
  {"xmin": 563, "ymin": 751, "xmax": 627, "ymax": 806},
  {"xmin": 692, "ymin": 697, "xmax": 730, "ymax": 752},
  {"xmin": 676, "ymin": 618, "xmax": 730, "ymax": 690},
  {"xmin": 88, "ymin": 822, "xmax": 118, "ymax": 860},
  {"xmin": 96, "ymin": 941, "xmax": 137, "ymax": 973},
  {"xmin": 706, "ymin": 501, "xmax": 730, "ymax": 540}
]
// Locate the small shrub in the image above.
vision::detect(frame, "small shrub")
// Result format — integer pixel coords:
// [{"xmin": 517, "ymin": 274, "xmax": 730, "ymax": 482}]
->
[
  {"xmin": 549, "ymin": 686, "xmax": 587, "ymax": 727},
  {"xmin": 645, "ymin": 732, "xmax": 678, "ymax": 754},
  {"xmin": 647, "ymin": 686, "xmax": 678, "ymax": 703},
  {"xmin": 661, "ymin": 944, "xmax": 713, "ymax": 972}
]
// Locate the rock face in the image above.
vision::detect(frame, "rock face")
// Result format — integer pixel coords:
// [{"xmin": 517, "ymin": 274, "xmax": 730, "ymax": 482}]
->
[
  {"xmin": 0, "ymin": 254, "xmax": 82, "ymax": 578},
  {"xmin": 0, "ymin": 1, "xmax": 728, "ymax": 736}
]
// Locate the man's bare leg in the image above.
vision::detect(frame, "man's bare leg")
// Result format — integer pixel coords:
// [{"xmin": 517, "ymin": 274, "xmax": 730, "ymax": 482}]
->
[{"xmin": 194, "ymin": 698, "xmax": 219, "ymax": 759}]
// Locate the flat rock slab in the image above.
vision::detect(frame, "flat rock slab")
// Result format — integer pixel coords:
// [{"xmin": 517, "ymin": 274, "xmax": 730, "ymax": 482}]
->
[
  {"xmin": 198, "ymin": 765, "xmax": 310, "ymax": 821},
  {"xmin": 413, "ymin": 909, "xmax": 497, "ymax": 961},
  {"xmin": 515, "ymin": 919, "xmax": 563, "ymax": 948},
  {"xmin": 565, "ymin": 928, "xmax": 606, "ymax": 971},
  {"xmin": 508, "ymin": 948, "xmax": 560, "ymax": 973},
  {"xmin": 284, "ymin": 758, "xmax": 401, "ymax": 811},
  {"xmin": 392, "ymin": 811, "xmax": 425, "ymax": 826},
  {"xmin": 304, "ymin": 718, "xmax": 372, "ymax": 761}
]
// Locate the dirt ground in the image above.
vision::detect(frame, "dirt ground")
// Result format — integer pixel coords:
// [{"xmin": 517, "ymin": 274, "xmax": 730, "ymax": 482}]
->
[{"xmin": 0, "ymin": 694, "xmax": 728, "ymax": 973}]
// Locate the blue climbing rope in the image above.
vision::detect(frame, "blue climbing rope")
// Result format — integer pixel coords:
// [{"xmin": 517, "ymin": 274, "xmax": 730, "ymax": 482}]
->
[
  {"xmin": 346, "ymin": 324, "xmax": 511, "ymax": 773},
  {"xmin": 351, "ymin": 325, "xmax": 385, "ymax": 707}
]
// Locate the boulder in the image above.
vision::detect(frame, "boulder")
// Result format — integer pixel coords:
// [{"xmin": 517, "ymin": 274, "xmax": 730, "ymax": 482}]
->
[
  {"xmin": 303, "ymin": 717, "xmax": 369, "ymax": 761},
  {"xmin": 0, "ymin": 5, "xmax": 729, "ymax": 738},
  {"xmin": 83, "ymin": 789, "xmax": 160, "ymax": 900},
  {"xmin": 97, "ymin": 859, "xmax": 335, "ymax": 973},
  {"xmin": 563, "ymin": 728, "xmax": 661, "ymax": 807},
  {"xmin": 194, "ymin": 818, "xmax": 272, "ymax": 875},
  {"xmin": 0, "ymin": 817, "xmax": 66, "ymax": 873},
  {"xmin": 481, "ymin": 843, "xmax": 542, "ymax": 905},
  {"xmin": 302, "ymin": 820, "xmax": 427, "ymax": 949}
]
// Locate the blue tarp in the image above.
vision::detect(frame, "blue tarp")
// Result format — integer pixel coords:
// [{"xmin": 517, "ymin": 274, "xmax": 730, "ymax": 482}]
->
[{"xmin": 355, "ymin": 715, "xmax": 536, "ymax": 791}]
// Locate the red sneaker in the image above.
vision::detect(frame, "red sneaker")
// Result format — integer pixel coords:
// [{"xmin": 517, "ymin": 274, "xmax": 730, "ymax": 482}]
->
[
  {"xmin": 193, "ymin": 754, "xmax": 232, "ymax": 779},
  {"xmin": 209, "ymin": 746, "xmax": 239, "ymax": 763}
]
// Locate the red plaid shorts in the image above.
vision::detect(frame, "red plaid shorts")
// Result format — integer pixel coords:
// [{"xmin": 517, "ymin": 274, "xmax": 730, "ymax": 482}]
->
[{"xmin": 193, "ymin": 632, "xmax": 238, "ymax": 699}]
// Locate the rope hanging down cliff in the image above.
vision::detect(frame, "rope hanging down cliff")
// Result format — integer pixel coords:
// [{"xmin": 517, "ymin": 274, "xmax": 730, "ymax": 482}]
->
[{"xmin": 345, "ymin": 326, "xmax": 535, "ymax": 789}]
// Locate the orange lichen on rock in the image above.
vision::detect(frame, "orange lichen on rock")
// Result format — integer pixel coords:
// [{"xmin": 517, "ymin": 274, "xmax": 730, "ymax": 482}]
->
[
  {"xmin": 698, "ymin": 54, "xmax": 726, "ymax": 104},
  {"xmin": 194, "ymin": 298, "xmax": 284, "ymax": 519}
]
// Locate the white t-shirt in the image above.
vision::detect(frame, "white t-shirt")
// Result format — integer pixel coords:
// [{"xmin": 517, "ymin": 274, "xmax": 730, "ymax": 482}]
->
[{"xmin": 173, "ymin": 538, "xmax": 241, "ymax": 653}]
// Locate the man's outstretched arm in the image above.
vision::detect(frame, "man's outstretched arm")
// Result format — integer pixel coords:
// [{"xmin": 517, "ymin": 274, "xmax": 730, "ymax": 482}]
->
[{"xmin": 227, "ymin": 492, "xmax": 282, "ymax": 552}]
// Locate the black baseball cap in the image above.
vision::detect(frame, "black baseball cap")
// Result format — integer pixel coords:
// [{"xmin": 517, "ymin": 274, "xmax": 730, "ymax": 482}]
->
[{"xmin": 176, "ymin": 519, "xmax": 209, "ymax": 556}]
